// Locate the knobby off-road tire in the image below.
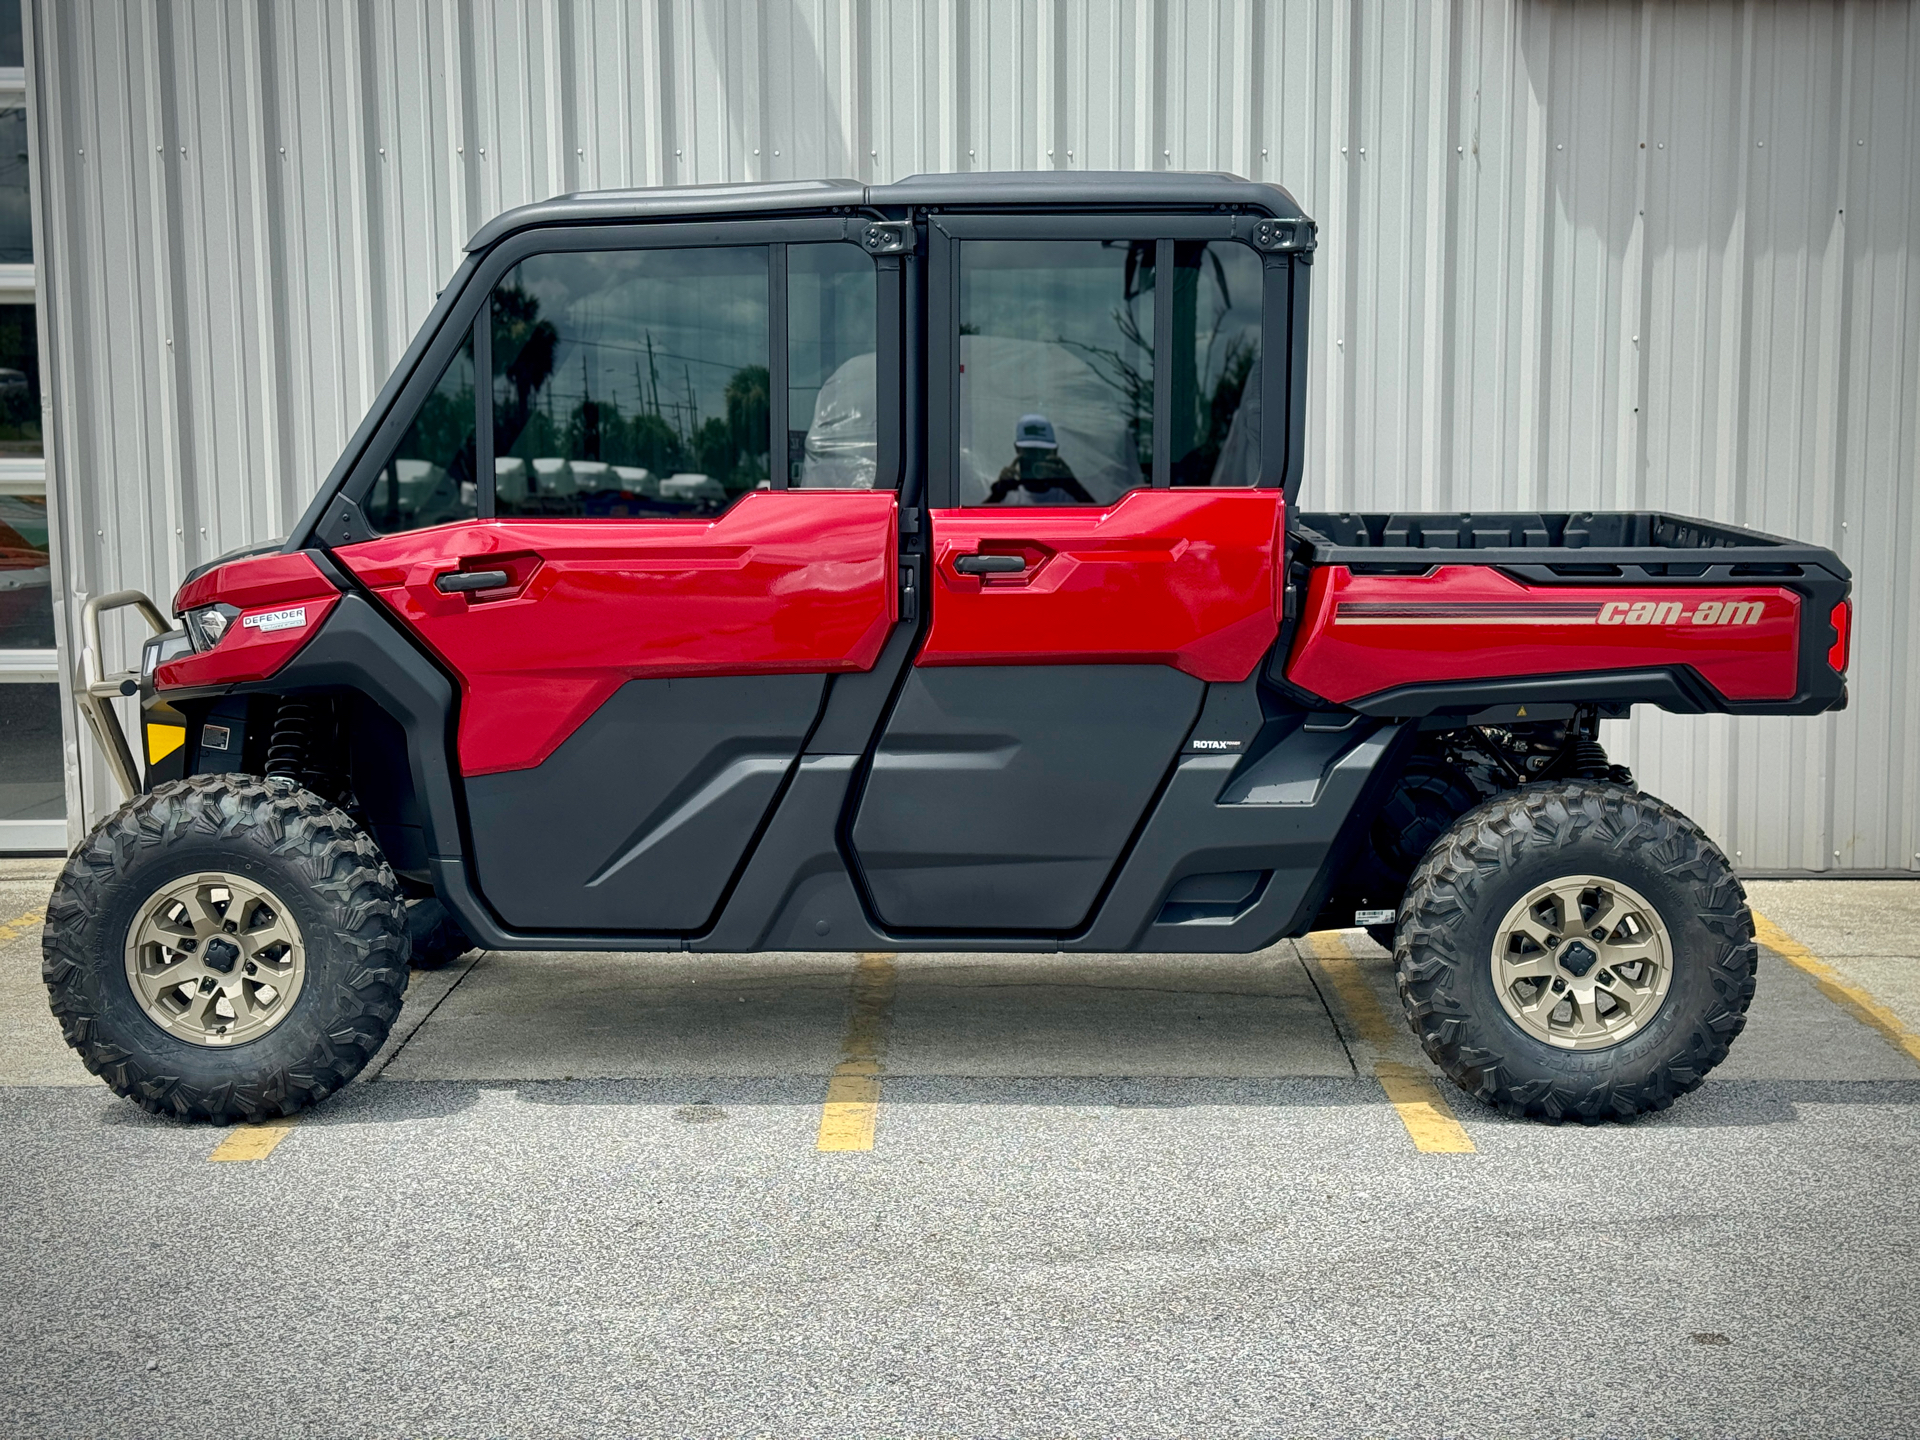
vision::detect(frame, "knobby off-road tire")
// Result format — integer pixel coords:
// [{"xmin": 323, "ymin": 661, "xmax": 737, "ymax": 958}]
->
[
  {"xmin": 1395, "ymin": 781, "xmax": 1757, "ymax": 1123},
  {"xmin": 43, "ymin": 775, "xmax": 410, "ymax": 1123},
  {"xmin": 405, "ymin": 897, "xmax": 475, "ymax": 969}
]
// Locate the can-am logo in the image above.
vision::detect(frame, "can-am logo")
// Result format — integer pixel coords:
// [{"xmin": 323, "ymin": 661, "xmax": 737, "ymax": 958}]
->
[{"xmin": 1598, "ymin": 599, "xmax": 1766, "ymax": 626}]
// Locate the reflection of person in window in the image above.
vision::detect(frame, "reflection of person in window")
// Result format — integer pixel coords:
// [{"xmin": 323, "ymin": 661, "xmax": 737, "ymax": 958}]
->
[{"xmin": 986, "ymin": 413, "xmax": 1094, "ymax": 505}]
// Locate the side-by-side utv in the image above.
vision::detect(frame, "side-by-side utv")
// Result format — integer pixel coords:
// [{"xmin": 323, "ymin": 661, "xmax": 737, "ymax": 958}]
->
[{"xmin": 50, "ymin": 172, "xmax": 1850, "ymax": 1125}]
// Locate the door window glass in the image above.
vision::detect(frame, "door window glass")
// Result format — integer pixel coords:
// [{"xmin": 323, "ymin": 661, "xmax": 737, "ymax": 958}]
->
[
  {"xmin": 957, "ymin": 240, "xmax": 1154, "ymax": 506},
  {"xmin": 789, "ymin": 244, "xmax": 878, "ymax": 488},
  {"xmin": 491, "ymin": 247, "xmax": 770, "ymax": 518},
  {"xmin": 1170, "ymin": 242, "xmax": 1262, "ymax": 486},
  {"xmin": 366, "ymin": 329, "xmax": 478, "ymax": 535},
  {"xmin": 0, "ymin": 489, "xmax": 50, "ymax": 648},
  {"xmin": 0, "ymin": 103, "xmax": 29, "ymax": 264},
  {"xmin": 0, "ymin": 683, "xmax": 63, "ymax": 822},
  {"xmin": 0, "ymin": 304, "xmax": 38, "ymax": 456}
]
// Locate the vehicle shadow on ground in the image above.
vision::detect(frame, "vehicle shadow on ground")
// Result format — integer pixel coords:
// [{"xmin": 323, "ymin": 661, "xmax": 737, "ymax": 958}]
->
[
  {"xmin": 62, "ymin": 943, "xmax": 1920, "ymax": 1134},
  {"xmin": 77, "ymin": 1070, "xmax": 1920, "ymax": 1138},
  {"xmin": 233, "ymin": 1073, "xmax": 1920, "ymax": 1136}
]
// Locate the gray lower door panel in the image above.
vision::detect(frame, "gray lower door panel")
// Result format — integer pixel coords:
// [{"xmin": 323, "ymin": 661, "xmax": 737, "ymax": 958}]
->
[
  {"xmin": 464, "ymin": 674, "xmax": 824, "ymax": 931},
  {"xmin": 849, "ymin": 665, "xmax": 1203, "ymax": 931}
]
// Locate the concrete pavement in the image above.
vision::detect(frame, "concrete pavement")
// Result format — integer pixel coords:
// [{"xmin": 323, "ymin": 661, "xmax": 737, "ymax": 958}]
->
[{"xmin": 2, "ymin": 858, "xmax": 1916, "ymax": 1438}]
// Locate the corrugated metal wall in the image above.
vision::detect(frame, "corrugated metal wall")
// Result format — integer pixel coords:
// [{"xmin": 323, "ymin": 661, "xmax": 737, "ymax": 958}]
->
[{"xmin": 31, "ymin": 0, "xmax": 1920, "ymax": 873}]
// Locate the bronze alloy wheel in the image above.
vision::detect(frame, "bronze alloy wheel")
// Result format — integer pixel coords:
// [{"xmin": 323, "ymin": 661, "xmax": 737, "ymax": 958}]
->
[
  {"xmin": 1490, "ymin": 873, "xmax": 1675, "ymax": 1051},
  {"xmin": 123, "ymin": 872, "xmax": 307, "ymax": 1047}
]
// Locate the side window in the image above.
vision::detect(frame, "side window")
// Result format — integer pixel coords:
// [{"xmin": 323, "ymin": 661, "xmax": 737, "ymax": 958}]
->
[
  {"xmin": 1169, "ymin": 242, "xmax": 1262, "ymax": 487},
  {"xmin": 957, "ymin": 240, "xmax": 1155, "ymax": 506},
  {"xmin": 367, "ymin": 329, "xmax": 478, "ymax": 535},
  {"xmin": 788, "ymin": 244, "xmax": 879, "ymax": 488},
  {"xmin": 491, "ymin": 247, "xmax": 770, "ymax": 518}
]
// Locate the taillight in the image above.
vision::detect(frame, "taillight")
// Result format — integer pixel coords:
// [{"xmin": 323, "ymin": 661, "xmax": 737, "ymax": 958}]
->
[{"xmin": 1827, "ymin": 600, "xmax": 1851, "ymax": 674}]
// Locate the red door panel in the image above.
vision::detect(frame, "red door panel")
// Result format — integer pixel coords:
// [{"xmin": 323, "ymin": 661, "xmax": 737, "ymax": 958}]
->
[
  {"xmin": 1284, "ymin": 564, "xmax": 1801, "ymax": 704},
  {"xmin": 921, "ymin": 488, "xmax": 1283, "ymax": 682},
  {"xmin": 336, "ymin": 490, "xmax": 898, "ymax": 775}
]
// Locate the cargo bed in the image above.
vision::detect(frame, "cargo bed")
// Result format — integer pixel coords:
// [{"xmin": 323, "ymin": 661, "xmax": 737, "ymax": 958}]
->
[{"xmin": 1283, "ymin": 511, "xmax": 1851, "ymax": 719}]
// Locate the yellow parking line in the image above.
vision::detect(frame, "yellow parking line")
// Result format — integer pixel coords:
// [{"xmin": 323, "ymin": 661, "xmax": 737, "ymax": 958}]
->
[
  {"xmin": 208, "ymin": 1119, "xmax": 298, "ymax": 1162},
  {"xmin": 816, "ymin": 952, "xmax": 897, "ymax": 1152},
  {"xmin": 1307, "ymin": 931, "xmax": 1476, "ymax": 1154},
  {"xmin": 0, "ymin": 908, "xmax": 46, "ymax": 945},
  {"xmin": 1306, "ymin": 930, "xmax": 1397, "ymax": 1046},
  {"xmin": 1375, "ymin": 1063, "xmax": 1478, "ymax": 1153},
  {"xmin": 1753, "ymin": 912, "xmax": 1920, "ymax": 1069}
]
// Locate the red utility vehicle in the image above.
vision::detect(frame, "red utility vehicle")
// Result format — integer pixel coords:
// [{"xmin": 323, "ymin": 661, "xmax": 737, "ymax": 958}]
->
[{"xmin": 48, "ymin": 174, "xmax": 1851, "ymax": 1125}]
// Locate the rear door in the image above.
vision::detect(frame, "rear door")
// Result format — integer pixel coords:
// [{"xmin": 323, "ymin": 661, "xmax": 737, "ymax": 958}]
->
[
  {"xmin": 849, "ymin": 218, "xmax": 1289, "ymax": 933},
  {"xmin": 335, "ymin": 224, "xmax": 904, "ymax": 933}
]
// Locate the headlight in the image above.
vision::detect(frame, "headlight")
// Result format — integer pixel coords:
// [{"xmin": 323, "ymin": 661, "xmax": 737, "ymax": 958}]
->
[
  {"xmin": 184, "ymin": 602, "xmax": 242, "ymax": 651},
  {"xmin": 142, "ymin": 628, "xmax": 193, "ymax": 678}
]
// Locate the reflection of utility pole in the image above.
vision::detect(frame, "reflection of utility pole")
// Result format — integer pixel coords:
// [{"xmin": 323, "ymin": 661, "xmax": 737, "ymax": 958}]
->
[
  {"xmin": 645, "ymin": 332, "xmax": 661, "ymax": 418},
  {"xmin": 684, "ymin": 365, "xmax": 698, "ymax": 436},
  {"xmin": 582, "ymin": 353, "xmax": 597, "ymax": 460}
]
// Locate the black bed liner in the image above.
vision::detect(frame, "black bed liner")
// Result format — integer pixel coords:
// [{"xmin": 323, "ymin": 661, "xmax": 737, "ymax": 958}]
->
[{"xmin": 1295, "ymin": 510, "xmax": 1849, "ymax": 581}]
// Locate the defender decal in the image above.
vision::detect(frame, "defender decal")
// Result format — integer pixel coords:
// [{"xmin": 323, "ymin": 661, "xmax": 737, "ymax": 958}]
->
[{"xmin": 242, "ymin": 605, "xmax": 310, "ymax": 634}]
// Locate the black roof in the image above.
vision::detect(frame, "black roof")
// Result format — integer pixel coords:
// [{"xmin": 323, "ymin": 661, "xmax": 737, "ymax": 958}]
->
[{"xmin": 466, "ymin": 170, "xmax": 1310, "ymax": 251}]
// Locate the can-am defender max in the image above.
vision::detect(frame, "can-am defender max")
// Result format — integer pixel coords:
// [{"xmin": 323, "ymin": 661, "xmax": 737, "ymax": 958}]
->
[{"xmin": 49, "ymin": 173, "xmax": 1851, "ymax": 1125}]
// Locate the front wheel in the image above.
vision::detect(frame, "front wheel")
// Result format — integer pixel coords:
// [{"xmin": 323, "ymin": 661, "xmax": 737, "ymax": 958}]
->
[
  {"xmin": 42, "ymin": 775, "xmax": 411, "ymax": 1122},
  {"xmin": 1395, "ymin": 782, "xmax": 1756, "ymax": 1123}
]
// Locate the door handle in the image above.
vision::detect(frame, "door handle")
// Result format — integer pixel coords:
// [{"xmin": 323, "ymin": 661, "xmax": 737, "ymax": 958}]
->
[
  {"xmin": 435, "ymin": 569, "xmax": 511, "ymax": 594},
  {"xmin": 954, "ymin": 553, "xmax": 1027, "ymax": 576}
]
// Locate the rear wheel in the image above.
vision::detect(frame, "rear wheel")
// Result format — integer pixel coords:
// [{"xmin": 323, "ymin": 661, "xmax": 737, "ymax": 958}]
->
[
  {"xmin": 43, "ymin": 775, "xmax": 410, "ymax": 1123},
  {"xmin": 1395, "ymin": 782, "xmax": 1756, "ymax": 1123},
  {"xmin": 405, "ymin": 897, "xmax": 476, "ymax": 969}
]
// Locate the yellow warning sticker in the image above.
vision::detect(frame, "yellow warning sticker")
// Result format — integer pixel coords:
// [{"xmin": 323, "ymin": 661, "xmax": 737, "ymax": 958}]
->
[{"xmin": 146, "ymin": 723, "xmax": 185, "ymax": 765}]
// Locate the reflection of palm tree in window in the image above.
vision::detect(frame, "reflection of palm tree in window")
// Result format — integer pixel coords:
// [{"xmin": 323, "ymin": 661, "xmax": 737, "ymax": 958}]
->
[
  {"xmin": 491, "ymin": 278, "xmax": 769, "ymax": 504},
  {"xmin": 491, "ymin": 284, "xmax": 559, "ymax": 457}
]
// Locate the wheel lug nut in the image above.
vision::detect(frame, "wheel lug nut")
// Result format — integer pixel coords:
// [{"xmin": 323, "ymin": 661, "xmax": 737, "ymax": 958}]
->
[
  {"xmin": 1551, "ymin": 978, "xmax": 1566, "ymax": 993},
  {"xmin": 224, "ymin": 920, "xmax": 237, "ymax": 933},
  {"xmin": 244, "ymin": 961, "xmax": 258, "ymax": 975},
  {"xmin": 199, "ymin": 977, "xmax": 217, "ymax": 994},
  {"xmin": 1590, "ymin": 928, "xmax": 1606, "ymax": 940},
  {"xmin": 179, "ymin": 939, "xmax": 197, "ymax": 952},
  {"xmin": 1597, "ymin": 969, "xmax": 1613, "ymax": 983}
]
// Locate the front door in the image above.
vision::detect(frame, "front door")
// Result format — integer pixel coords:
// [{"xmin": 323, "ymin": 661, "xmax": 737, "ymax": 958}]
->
[
  {"xmin": 338, "ymin": 231, "xmax": 901, "ymax": 932},
  {"xmin": 849, "ymin": 225, "xmax": 1284, "ymax": 933}
]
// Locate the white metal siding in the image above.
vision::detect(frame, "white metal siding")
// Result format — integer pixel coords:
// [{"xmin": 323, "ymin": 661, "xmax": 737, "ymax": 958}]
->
[{"xmin": 30, "ymin": 0, "xmax": 1920, "ymax": 873}]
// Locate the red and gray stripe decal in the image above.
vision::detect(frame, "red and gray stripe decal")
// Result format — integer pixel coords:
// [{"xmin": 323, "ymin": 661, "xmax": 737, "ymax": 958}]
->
[{"xmin": 1333, "ymin": 601, "xmax": 1605, "ymax": 626}]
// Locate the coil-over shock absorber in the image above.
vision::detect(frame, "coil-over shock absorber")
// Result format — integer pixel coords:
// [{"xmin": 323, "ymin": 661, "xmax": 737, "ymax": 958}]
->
[{"xmin": 264, "ymin": 700, "xmax": 316, "ymax": 780}]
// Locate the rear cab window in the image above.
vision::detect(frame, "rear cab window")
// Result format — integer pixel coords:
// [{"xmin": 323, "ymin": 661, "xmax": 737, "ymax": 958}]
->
[
  {"xmin": 939, "ymin": 227, "xmax": 1267, "ymax": 507},
  {"xmin": 958, "ymin": 239, "xmax": 1155, "ymax": 506}
]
